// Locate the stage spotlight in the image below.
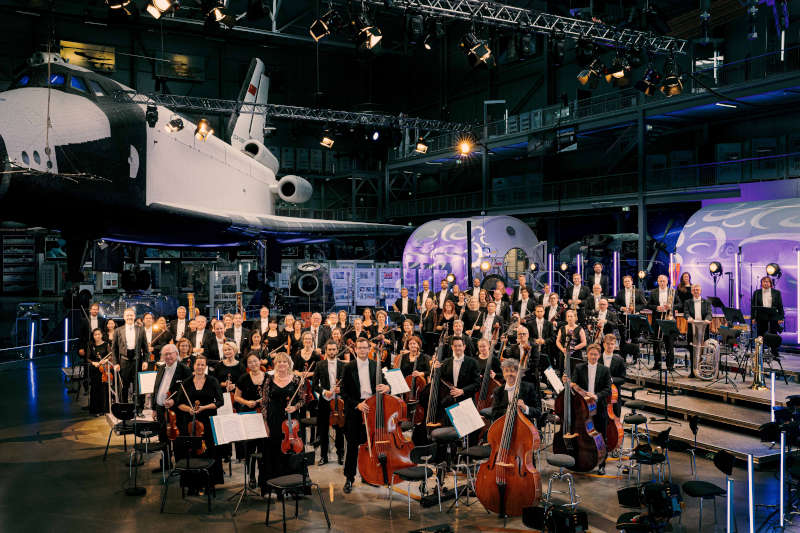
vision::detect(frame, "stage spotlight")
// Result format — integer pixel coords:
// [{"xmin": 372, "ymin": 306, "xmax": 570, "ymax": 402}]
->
[
  {"xmin": 480, "ymin": 260, "xmax": 491, "ymax": 272},
  {"xmin": 106, "ymin": 0, "xmax": 132, "ymax": 9},
  {"xmin": 635, "ymin": 66, "xmax": 662, "ymax": 96},
  {"xmin": 660, "ymin": 55, "xmax": 683, "ymax": 97},
  {"xmin": 460, "ymin": 32, "xmax": 494, "ymax": 68},
  {"xmin": 354, "ymin": 13, "xmax": 382, "ymax": 50},
  {"xmin": 577, "ymin": 59, "xmax": 603, "ymax": 88},
  {"xmin": 456, "ymin": 137, "xmax": 474, "ymax": 157},
  {"xmin": 530, "ymin": 263, "xmax": 538, "ymax": 272},
  {"xmin": 766, "ymin": 263, "xmax": 782, "ymax": 278},
  {"xmin": 709, "ymin": 261, "xmax": 723, "ymax": 275},
  {"xmin": 371, "ymin": 130, "xmax": 380, "ymax": 142},
  {"xmin": 519, "ymin": 33, "xmax": 536, "ymax": 57},
  {"xmin": 446, "ymin": 273, "xmax": 455, "ymax": 283},
  {"xmin": 194, "ymin": 118, "xmax": 214, "ymax": 141},
  {"xmin": 638, "ymin": 270, "xmax": 647, "ymax": 280},
  {"xmin": 560, "ymin": 262, "xmax": 568, "ymax": 272},
  {"xmin": 408, "ymin": 14, "xmax": 424, "ymax": 42},
  {"xmin": 310, "ymin": 10, "xmax": 339, "ymax": 42},
  {"xmin": 146, "ymin": 0, "xmax": 175, "ymax": 19},
  {"xmin": 164, "ymin": 116, "xmax": 184, "ymax": 133},
  {"xmin": 320, "ymin": 135, "xmax": 334, "ymax": 149},
  {"xmin": 423, "ymin": 19, "xmax": 444, "ymax": 51},
  {"xmin": 605, "ymin": 53, "xmax": 630, "ymax": 83},
  {"xmin": 415, "ymin": 138, "xmax": 428, "ymax": 154}
]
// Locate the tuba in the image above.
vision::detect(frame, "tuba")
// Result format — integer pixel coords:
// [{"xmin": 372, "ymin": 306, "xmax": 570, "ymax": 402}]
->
[
  {"xmin": 691, "ymin": 319, "xmax": 709, "ymax": 379},
  {"xmin": 697, "ymin": 338, "xmax": 720, "ymax": 380},
  {"xmin": 750, "ymin": 336, "xmax": 768, "ymax": 390}
]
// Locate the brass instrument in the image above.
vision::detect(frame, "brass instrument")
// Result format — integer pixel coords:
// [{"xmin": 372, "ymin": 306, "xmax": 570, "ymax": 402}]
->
[
  {"xmin": 691, "ymin": 319, "xmax": 709, "ymax": 379},
  {"xmin": 236, "ymin": 291, "xmax": 245, "ymax": 320},
  {"xmin": 656, "ymin": 287, "xmax": 676, "ymax": 343},
  {"xmin": 188, "ymin": 293, "xmax": 196, "ymax": 319},
  {"xmin": 750, "ymin": 336, "xmax": 768, "ymax": 390},
  {"xmin": 697, "ymin": 338, "xmax": 720, "ymax": 380}
]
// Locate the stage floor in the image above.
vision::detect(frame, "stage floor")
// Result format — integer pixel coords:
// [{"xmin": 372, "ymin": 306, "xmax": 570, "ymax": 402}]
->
[{"xmin": 0, "ymin": 357, "xmax": 797, "ymax": 532}]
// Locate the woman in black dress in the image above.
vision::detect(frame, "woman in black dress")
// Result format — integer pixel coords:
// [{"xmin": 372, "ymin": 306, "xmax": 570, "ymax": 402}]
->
[
  {"xmin": 293, "ymin": 332, "xmax": 321, "ymax": 443},
  {"xmin": 361, "ymin": 307, "xmax": 376, "ymax": 334},
  {"xmin": 288, "ymin": 319, "xmax": 304, "ymax": 358},
  {"xmin": 676, "ymin": 272, "xmax": 693, "ymax": 306},
  {"xmin": 213, "ymin": 341, "xmax": 243, "ymax": 461},
  {"xmin": 86, "ymin": 328, "xmax": 110, "ymax": 416},
  {"xmin": 234, "ymin": 352, "xmax": 268, "ymax": 487},
  {"xmin": 336, "ymin": 310, "xmax": 349, "ymax": 332},
  {"xmin": 248, "ymin": 330, "xmax": 267, "ymax": 370},
  {"xmin": 176, "ymin": 356, "xmax": 225, "ymax": 493},
  {"xmin": 259, "ymin": 352, "xmax": 304, "ymax": 492},
  {"xmin": 345, "ymin": 317, "xmax": 370, "ymax": 344},
  {"xmin": 264, "ymin": 317, "xmax": 284, "ymax": 354},
  {"xmin": 555, "ymin": 309, "xmax": 588, "ymax": 375},
  {"xmin": 104, "ymin": 319, "xmax": 117, "ymax": 352},
  {"xmin": 436, "ymin": 299, "xmax": 457, "ymax": 336},
  {"xmin": 176, "ymin": 337, "xmax": 193, "ymax": 367},
  {"xmin": 395, "ymin": 335, "xmax": 431, "ymax": 377}
]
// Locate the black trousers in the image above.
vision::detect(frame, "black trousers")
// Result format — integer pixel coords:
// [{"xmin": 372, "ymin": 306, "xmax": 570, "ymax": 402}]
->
[
  {"xmin": 756, "ymin": 319, "xmax": 780, "ymax": 338},
  {"xmin": 119, "ymin": 356, "xmax": 136, "ymax": 403},
  {"xmin": 344, "ymin": 409, "xmax": 367, "ymax": 481},
  {"xmin": 317, "ymin": 401, "xmax": 344, "ymax": 460},
  {"xmin": 652, "ymin": 331, "xmax": 676, "ymax": 368}
]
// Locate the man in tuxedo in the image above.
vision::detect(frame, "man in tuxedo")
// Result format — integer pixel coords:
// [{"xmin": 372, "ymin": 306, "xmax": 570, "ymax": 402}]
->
[
  {"xmin": 392, "ymin": 287, "xmax": 417, "ymax": 316},
  {"xmin": 79, "ymin": 302, "xmax": 106, "ymax": 357},
  {"xmin": 417, "ymin": 280, "xmax": 435, "ymax": 310},
  {"xmin": 528, "ymin": 304, "xmax": 553, "ymax": 349},
  {"xmin": 314, "ymin": 341, "xmax": 346, "ymax": 466},
  {"xmin": 435, "ymin": 336, "xmax": 480, "ymax": 409},
  {"xmin": 511, "ymin": 274, "xmax": 530, "ymax": 302},
  {"xmin": 493, "ymin": 287, "xmax": 511, "ymax": 323},
  {"xmin": 436, "ymin": 279, "xmax": 454, "ymax": 309},
  {"xmin": 305, "ymin": 312, "xmax": 331, "ymax": 351},
  {"xmin": 490, "ymin": 357, "xmax": 541, "ymax": 423},
  {"xmin": 112, "ymin": 308, "xmax": 147, "ymax": 406},
  {"xmin": 567, "ymin": 272, "xmax": 591, "ymax": 324},
  {"xmin": 505, "ymin": 326, "xmax": 545, "ymax": 385},
  {"xmin": 615, "ymin": 275, "xmax": 647, "ymax": 315},
  {"xmin": 752, "ymin": 276, "xmax": 785, "ymax": 337},
  {"xmin": 443, "ymin": 320, "xmax": 475, "ymax": 359},
  {"xmin": 589, "ymin": 262, "xmax": 609, "ymax": 295},
  {"xmin": 225, "ymin": 312, "xmax": 250, "ymax": 356},
  {"xmin": 252, "ymin": 306, "xmax": 270, "ymax": 335},
  {"xmin": 481, "ymin": 301, "xmax": 503, "ymax": 345},
  {"xmin": 188, "ymin": 315, "xmax": 213, "ymax": 359},
  {"xmin": 600, "ymin": 334, "xmax": 626, "ymax": 417},
  {"xmin": 647, "ymin": 275, "xmax": 678, "ymax": 370},
  {"xmin": 564, "ymin": 343, "xmax": 611, "ymax": 474},
  {"xmin": 544, "ymin": 292, "xmax": 563, "ymax": 329},
  {"xmin": 206, "ymin": 320, "xmax": 229, "ymax": 361},
  {"xmin": 513, "ymin": 287, "xmax": 535, "ymax": 321},
  {"xmin": 152, "ymin": 343, "xmax": 190, "ymax": 464},
  {"xmin": 683, "ymin": 284, "xmax": 713, "ymax": 378},
  {"xmin": 584, "ymin": 284, "xmax": 605, "ymax": 316},
  {"xmin": 169, "ymin": 306, "xmax": 189, "ymax": 341},
  {"xmin": 469, "ymin": 277, "xmax": 482, "ymax": 300},
  {"xmin": 341, "ymin": 337, "xmax": 389, "ymax": 493}
]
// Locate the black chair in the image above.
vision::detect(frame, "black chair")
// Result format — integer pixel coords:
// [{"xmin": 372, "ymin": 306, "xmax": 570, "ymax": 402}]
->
[
  {"xmin": 160, "ymin": 436, "xmax": 215, "ymax": 512},
  {"xmin": 130, "ymin": 421, "xmax": 167, "ymax": 483},
  {"xmin": 103, "ymin": 402, "xmax": 135, "ymax": 461},
  {"xmin": 265, "ymin": 451, "xmax": 331, "ymax": 532},
  {"xmin": 687, "ymin": 415, "xmax": 700, "ymax": 477},
  {"xmin": 682, "ymin": 450, "xmax": 733, "ymax": 531},
  {"xmin": 631, "ymin": 427, "xmax": 671, "ymax": 484},
  {"xmin": 390, "ymin": 443, "xmax": 442, "ymax": 517},
  {"xmin": 763, "ymin": 333, "xmax": 788, "ymax": 385}
]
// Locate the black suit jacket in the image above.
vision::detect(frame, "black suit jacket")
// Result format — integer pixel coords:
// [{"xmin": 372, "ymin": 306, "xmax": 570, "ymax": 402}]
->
[
  {"xmin": 187, "ymin": 329, "xmax": 214, "ymax": 356},
  {"xmin": 250, "ymin": 317, "xmax": 271, "ymax": 335},
  {"xmin": 468, "ymin": 286, "xmax": 482, "ymax": 301},
  {"xmin": 416, "ymin": 289, "xmax": 435, "ymax": 309},
  {"xmin": 393, "ymin": 298, "xmax": 417, "ymax": 315},
  {"xmin": 573, "ymin": 363, "xmax": 612, "ymax": 407},
  {"xmin": 601, "ymin": 354, "xmax": 627, "ymax": 381},
  {"xmin": 584, "ymin": 295, "xmax": 607, "ymax": 315},
  {"xmin": 206, "ymin": 335, "xmax": 232, "ymax": 361},
  {"xmin": 225, "ymin": 327, "xmax": 251, "ymax": 355},
  {"xmin": 304, "ymin": 325, "xmax": 331, "ymax": 350},
  {"xmin": 512, "ymin": 299, "xmax": 535, "ymax": 318},
  {"xmin": 144, "ymin": 327, "xmax": 173, "ymax": 360},
  {"xmin": 434, "ymin": 289, "xmax": 456, "ymax": 308},
  {"xmin": 587, "ymin": 273, "xmax": 610, "ymax": 295},
  {"xmin": 112, "ymin": 325, "xmax": 147, "ymax": 365},
  {"xmin": 543, "ymin": 305, "xmax": 563, "ymax": 326},
  {"xmin": 152, "ymin": 361, "xmax": 191, "ymax": 406},
  {"xmin": 752, "ymin": 289, "xmax": 785, "ymax": 320},
  {"xmin": 682, "ymin": 298, "xmax": 713, "ymax": 322},
  {"xmin": 439, "ymin": 356, "xmax": 480, "ymax": 401},
  {"xmin": 614, "ymin": 288, "xmax": 647, "ymax": 313},
  {"xmin": 565, "ymin": 285, "xmax": 591, "ymax": 307},
  {"xmin": 527, "ymin": 318, "xmax": 554, "ymax": 344},
  {"xmin": 168, "ymin": 318, "xmax": 190, "ymax": 341},
  {"xmin": 490, "ymin": 381, "xmax": 541, "ymax": 422},
  {"xmin": 647, "ymin": 289, "xmax": 678, "ymax": 316},
  {"xmin": 314, "ymin": 358, "xmax": 346, "ymax": 396},
  {"xmin": 494, "ymin": 300, "xmax": 512, "ymax": 323},
  {"xmin": 80, "ymin": 315, "xmax": 107, "ymax": 348},
  {"xmin": 341, "ymin": 358, "xmax": 383, "ymax": 413},
  {"xmin": 511, "ymin": 286, "xmax": 533, "ymax": 303}
]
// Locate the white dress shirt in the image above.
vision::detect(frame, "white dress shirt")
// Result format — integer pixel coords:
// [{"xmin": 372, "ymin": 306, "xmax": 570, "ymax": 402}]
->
[
  {"xmin": 593, "ymin": 273, "xmax": 602, "ymax": 287},
  {"xmin": 156, "ymin": 363, "xmax": 177, "ymax": 406},
  {"xmin": 260, "ymin": 318, "xmax": 269, "ymax": 334},
  {"xmin": 505, "ymin": 383, "xmax": 529, "ymax": 414},
  {"xmin": 145, "ymin": 327, "xmax": 153, "ymax": 345},
  {"xmin": 194, "ymin": 328, "xmax": 205, "ymax": 349},
  {"xmin": 312, "ymin": 327, "xmax": 319, "ymax": 348},
  {"xmin": 572, "ymin": 286, "xmax": 581, "ymax": 302},
  {"xmin": 125, "ymin": 325, "xmax": 136, "ymax": 350},
  {"xmin": 602, "ymin": 354, "xmax": 614, "ymax": 369},
  {"xmin": 401, "ymin": 298, "xmax": 409, "ymax": 314},
  {"xmin": 519, "ymin": 298, "xmax": 529, "ymax": 319},
  {"xmin": 420, "ymin": 290, "xmax": 430, "ymax": 309},
  {"xmin": 233, "ymin": 326, "xmax": 243, "ymax": 346},
  {"xmin": 658, "ymin": 289, "xmax": 668, "ymax": 307},
  {"xmin": 625, "ymin": 288, "xmax": 633, "ymax": 308},
  {"xmin": 327, "ymin": 359, "xmax": 338, "ymax": 397},
  {"xmin": 215, "ymin": 336, "xmax": 226, "ymax": 356},
  {"xmin": 356, "ymin": 358, "xmax": 372, "ymax": 399},
  {"xmin": 598, "ymin": 310, "xmax": 607, "ymax": 322},
  {"xmin": 535, "ymin": 318, "xmax": 544, "ymax": 338},
  {"xmin": 175, "ymin": 319, "xmax": 185, "ymax": 339},
  {"xmin": 587, "ymin": 362, "xmax": 598, "ymax": 395},
  {"xmin": 439, "ymin": 291, "xmax": 447, "ymax": 308},
  {"xmin": 517, "ymin": 287, "xmax": 525, "ymax": 301},
  {"xmin": 90, "ymin": 316, "xmax": 98, "ymax": 331},
  {"xmin": 763, "ymin": 288, "xmax": 772, "ymax": 308},
  {"xmin": 452, "ymin": 355, "xmax": 464, "ymax": 387},
  {"xmin": 483, "ymin": 314, "xmax": 496, "ymax": 340},
  {"xmin": 547, "ymin": 306, "xmax": 558, "ymax": 322},
  {"xmin": 693, "ymin": 299, "xmax": 703, "ymax": 321}
]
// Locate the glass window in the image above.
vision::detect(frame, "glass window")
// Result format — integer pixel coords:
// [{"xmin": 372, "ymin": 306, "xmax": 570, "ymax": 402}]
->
[
  {"xmin": 70, "ymin": 76, "xmax": 88, "ymax": 93},
  {"xmin": 49, "ymin": 73, "xmax": 65, "ymax": 86},
  {"xmin": 87, "ymin": 80, "xmax": 105, "ymax": 97}
]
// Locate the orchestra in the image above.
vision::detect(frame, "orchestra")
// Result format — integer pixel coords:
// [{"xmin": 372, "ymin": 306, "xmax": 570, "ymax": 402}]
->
[{"xmin": 86, "ymin": 263, "xmax": 782, "ymax": 518}]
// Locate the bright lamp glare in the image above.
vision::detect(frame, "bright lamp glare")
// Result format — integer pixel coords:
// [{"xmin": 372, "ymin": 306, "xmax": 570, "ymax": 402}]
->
[
  {"xmin": 766, "ymin": 263, "xmax": 781, "ymax": 277},
  {"xmin": 194, "ymin": 118, "xmax": 214, "ymax": 141},
  {"xmin": 709, "ymin": 261, "xmax": 722, "ymax": 275},
  {"xmin": 480, "ymin": 260, "xmax": 491, "ymax": 272},
  {"xmin": 638, "ymin": 270, "xmax": 647, "ymax": 279}
]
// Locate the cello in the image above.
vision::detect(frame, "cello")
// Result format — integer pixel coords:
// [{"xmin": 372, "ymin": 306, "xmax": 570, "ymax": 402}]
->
[
  {"xmin": 605, "ymin": 382, "xmax": 623, "ymax": 452},
  {"xmin": 474, "ymin": 327, "xmax": 502, "ymax": 411},
  {"xmin": 552, "ymin": 337, "xmax": 606, "ymax": 472},
  {"xmin": 357, "ymin": 350, "xmax": 415, "ymax": 486},
  {"xmin": 475, "ymin": 347, "xmax": 542, "ymax": 517},
  {"xmin": 404, "ymin": 352, "xmax": 426, "ymax": 425}
]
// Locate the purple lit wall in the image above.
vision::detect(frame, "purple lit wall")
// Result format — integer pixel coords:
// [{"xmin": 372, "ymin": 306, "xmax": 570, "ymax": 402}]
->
[
  {"xmin": 675, "ymin": 197, "xmax": 800, "ymax": 345},
  {"xmin": 402, "ymin": 216, "xmax": 541, "ymax": 291}
]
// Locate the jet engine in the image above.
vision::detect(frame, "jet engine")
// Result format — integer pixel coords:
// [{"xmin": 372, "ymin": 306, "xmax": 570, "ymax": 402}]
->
[{"xmin": 275, "ymin": 174, "xmax": 313, "ymax": 204}]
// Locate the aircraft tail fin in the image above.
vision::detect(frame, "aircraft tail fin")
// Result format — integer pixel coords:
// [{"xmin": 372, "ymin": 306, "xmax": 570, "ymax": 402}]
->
[{"xmin": 228, "ymin": 58, "xmax": 269, "ymax": 150}]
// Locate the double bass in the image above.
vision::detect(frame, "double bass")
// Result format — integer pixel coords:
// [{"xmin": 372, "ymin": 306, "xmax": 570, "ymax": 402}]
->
[
  {"xmin": 404, "ymin": 352, "xmax": 427, "ymax": 425},
  {"xmin": 552, "ymin": 337, "xmax": 606, "ymax": 472},
  {"xmin": 475, "ymin": 347, "xmax": 541, "ymax": 517},
  {"xmin": 357, "ymin": 351, "xmax": 415, "ymax": 486},
  {"xmin": 411, "ymin": 341, "xmax": 450, "ymax": 445}
]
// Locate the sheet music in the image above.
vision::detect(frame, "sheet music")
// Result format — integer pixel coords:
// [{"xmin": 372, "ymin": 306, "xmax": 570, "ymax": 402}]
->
[
  {"xmin": 217, "ymin": 392, "xmax": 234, "ymax": 415},
  {"xmin": 211, "ymin": 414, "xmax": 245, "ymax": 445},
  {"xmin": 445, "ymin": 398, "xmax": 484, "ymax": 438},
  {"xmin": 382, "ymin": 368, "xmax": 410, "ymax": 395},
  {"xmin": 240, "ymin": 412, "xmax": 268, "ymax": 440},
  {"xmin": 137, "ymin": 371, "xmax": 157, "ymax": 395},
  {"xmin": 544, "ymin": 367, "xmax": 564, "ymax": 396}
]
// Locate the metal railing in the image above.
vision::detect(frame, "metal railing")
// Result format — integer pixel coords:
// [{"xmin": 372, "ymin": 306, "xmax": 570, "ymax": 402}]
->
[{"xmin": 275, "ymin": 206, "xmax": 378, "ymax": 221}]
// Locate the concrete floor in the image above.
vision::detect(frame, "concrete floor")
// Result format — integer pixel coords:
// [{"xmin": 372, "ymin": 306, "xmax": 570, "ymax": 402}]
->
[{"xmin": 1, "ymin": 356, "xmax": 798, "ymax": 533}]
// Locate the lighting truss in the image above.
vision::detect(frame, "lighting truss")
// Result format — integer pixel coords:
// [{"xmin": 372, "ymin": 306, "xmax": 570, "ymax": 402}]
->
[
  {"xmin": 365, "ymin": 0, "xmax": 688, "ymax": 54},
  {"xmin": 114, "ymin": 91, "xmax": 472, "ymax": 132}
]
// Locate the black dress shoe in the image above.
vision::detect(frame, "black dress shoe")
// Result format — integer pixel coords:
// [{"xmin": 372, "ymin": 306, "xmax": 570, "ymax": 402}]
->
[
  {"xmin": 318, "ymin": 458, "xmax": 328, "ymax": 466},
  {"xmin": 337, "ymin": 456, "xmax": 344, "ymax": 465},
  {"xmin": 343, "ymin": 480, "xmax": 353, "ymax": 494}
]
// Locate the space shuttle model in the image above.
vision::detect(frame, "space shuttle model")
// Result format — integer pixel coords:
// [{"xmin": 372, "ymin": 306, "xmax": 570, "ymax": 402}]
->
[{"xmin": 0, "ymin": 53, "xmax": 404, "ymax": 255}]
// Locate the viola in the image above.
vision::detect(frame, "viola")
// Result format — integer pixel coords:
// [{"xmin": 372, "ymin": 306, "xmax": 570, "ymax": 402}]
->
[
  {"xmin": 99, "ymin": 361, "xmax": 111, "ymax": 383},
  {"xmin": 605, "ymin": 383, "xmax": 623, "ymax": 452},
  {"xmin": 357, "ymin": 353, "xmax": 415, "ymax": 486},
  {"xmin": 475, "ymin": 346, "xmax": 541, "ymax": 517},
  {"xmin": 282, "ymin": 364, "xmax": 314, "ymax": 454},
  {"xmin": 403, "ymin": 353, "xmax": 426, "ymax": 425},
  {"xmin": 187, "ymin": 400, "xmax": 207, "ymax": 455},
  {"xmin": 166, "ymin": 408, "xmax": 179, "ymax": 441}
]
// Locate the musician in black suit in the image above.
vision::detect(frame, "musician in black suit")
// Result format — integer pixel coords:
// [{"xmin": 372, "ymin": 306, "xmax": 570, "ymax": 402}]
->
[
  {"xmin": 492, "ymin": 287, "xmax": 512, "ymax": 323},
  {"xmin": 647, "ymin": 275, "xmax": 678, "ymax": 369},
  {"xmin": 443, "ymin": 320, "xmax": 475, "ymax": 359},
  {"xmin": 468, "ymin": 277, "xmax": 482, "ymax": 301},
  {"xmin": 152, "ymin": 344, "xmax": 191, "ymax": 462},
  {"xmin": 614, "ymin": 276, "xmax": 647, "ymax": 315},
  {"xmin": 600, "ymin": 334, "xmax": 626, "ymax": 417},
  {"xmin": 751, "ymin": 276, "xmax": 785, "ymax": 337},
  {"xmin": 79, "ymin": 302, "xmax": 106, "ymax": 358},
  {"xmin": 314, "ymin": 341, "xmax": 346, "ymax": 465},
  {"xmin": 250, "ymin": 305, "xmax": 271, "ymax": 335},
  {"xmin": 490, "ymin": 357, "xmax": 541, "ymax": 423},
  {"xmin": 206, "ymin": 320, "xmax": 230, "ymax": 362},
  {"xmin": 341, "ymin": 337, "xmax": 389, "ymax": 493},
  {"xmin": 187, "ymin": 315, "xmax": 214, "ymax": 358},
  {"xmin": 169, "ymin": 306, "xmax": 189, "ymax": 341},
  {"xmin": 111, "ymin": 308, "xmax": 147, "ymax": 406},
  {"xmin": 564, "ymin": 343, "xmax": 611, "ymax": 474},
  {"xmin": 588, "ymin": 262, "xmax": 610, "ymax": 296},
  {"xmin": 683, "ymin": 284, "xmax": 713, "ymax": 378},
  {"xmin": 506, "ymin": 325, "xmax": 546, "ymax": 386},
  {"xmin": 511, "ymin": 274, "xmax": 532, "ymax": 303},
  {"xmin": 304, "ymin": 312, "xmax": 331, "ymax": 351},
  {"xmin": 583, "ymin": 284, "xmax": 605, "ymax": 316},
  {"xmin": 225, "ymin": 312, "xmax": 250, "ymax": 356},
  {"xmin": 416, "ymin": 280, "xmax": 435, "ymax": 311},
  {"xmin": 528, "ymin": 305, "xmax": 554, "ymax": 367},
  {"xmin": 435, "ymin": 336, "xmax": 481, "ymax": 407},
  {"xmin": 512, "ymin": 287, "xmax": 536, "ymax": 320},
  {"xmin": 566, "ymin": 273, "xmax": 591, "ymax": 323},
  {"xmin": 544, "ymin": 292, "xmax": 564, "ymax": 329},
  {"xmin": 435, "ymin": 279, "xmax": 455, "ymax": 309},
  {"xmin": 392, "ymin": 287, "xmax": 418, "ymax": 316}
]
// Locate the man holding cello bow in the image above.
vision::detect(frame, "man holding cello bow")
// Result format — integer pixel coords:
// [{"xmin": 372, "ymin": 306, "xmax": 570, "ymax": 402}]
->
[
  {"xmin": 314, "ymin": 340, "xmax": 346, "ymax": 466},
  {"xmin": 489, "ymin": 357, "xmax": 541, "ymax": 423},
  {"xmin": 341, "ymin": 337, "xmax": 390, "ymax": 494}
]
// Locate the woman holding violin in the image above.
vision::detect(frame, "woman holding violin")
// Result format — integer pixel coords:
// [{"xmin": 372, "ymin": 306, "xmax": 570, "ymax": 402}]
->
[
  {"xmin": 258, "ymin": 352, "xmax": 304, "ymax": 490},
  {"xmin": 104, "ymin": 319, "xmax": 117, "ymax": 352},
  {"xmin": 435, "ymin": 299, "xmax": 457, "ymax": 336},
  {"xmin": 345, "ymin": 317, "xmax": 370, "ymax": 344},
  {"xmin": 294, "ymin": 332, "xmax": 321, "ymax": 443},
  {"xmin": 176, "ymin": 356, "xmax": 225, "ymax": 493},
  {"xmin": 556, "ymin": 309, "xmax": 587, "ymax": 376},
  {"xmin": 234, "ymin": 352, "xmax": 268, "ymax": 488},
  {"xmin": 87, "ymin": 327, "xmax": 111, "ymax": 416}
]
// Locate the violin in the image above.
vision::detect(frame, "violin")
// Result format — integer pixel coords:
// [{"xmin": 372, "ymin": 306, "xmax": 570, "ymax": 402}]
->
[
  {"xmin": 605, "ymin": 382, "xmax": 623, "ymax": 452},
  {"xmin": 281, "ymin": 364, "xmax": 314, "ymax": 454},
  {"xmin": 476, "ymin": 346, "xmax": 541, "ymax": 517},
  {"xmin": 403, "ymin": 352, "xmax": 426, "ymax": 425},
  {"xmin": 166, "ymin": 408, "xmax": 179, "ymax": 441},
  {"xmin": 368, "ymin": 337, "xmax": 389, "ymax": 363},
  {"xmin": 328, "ymin": 379, "xmax": 346, "ymax": 428},
  {"xmin": 187, "ymin": 400, "xmax": 207, "ymax": 455},
  {"xmin": 302, "ymin": 362, "xmax": 315, "ymax": 405},
  {"xmin": 474, "ymin": 343, "xmax": 502, "ymax": 411}
]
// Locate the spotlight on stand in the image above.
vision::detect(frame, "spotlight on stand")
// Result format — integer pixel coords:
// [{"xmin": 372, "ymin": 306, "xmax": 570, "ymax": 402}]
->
[
  {"xmin": 310, "ymin": 10, "xmax": 340, "ymax": 42},
  {"xmin": 766, "ymin": 263, "xmax": 782, "ymax": 279},
  {"xmin": 146, "ymin": 0, "xmax": 177, "ymax": 19},
  {"xmin": 354, "ymin": 12, "xmax": 382, "ymax": 50},
  {"xmin": 560, "ymin": 262, "xmax": 568, "ymax": 272},
  {"xmin": 660, "ymin": 55, "xmax": 683, "ymax": 97},
  {"xmin": 370, "ymin": 130, "xmax": 380, "ymax": 142},
  {"xmin": 460, "ymin": 32, "xmax": 494, "ymax": 68},
  {"xmin": 605, "ymin": 52, "xmax": 631, "ymax": 83},
  {"xmin": 635, "ymin": 65, "xmax": 662, "ymax": 96},
  {"xmin": 194, "ymin": 118, "xmax": 214, "ymax": 141},
  {"xmin": 709, "ymin": 261, "xmax": 723, "ymax": 276},
  {"xmin": 106, "ymin": 0, "xmax": 132, "ymax": 11},
  {"xmin": 164, "ymin": 115, "xmax": 184, "ymax": 133},
  {"xmin": 414, "ymin": 138, "xmax": 428, "ymax": 154},
  {"xmin": 423, "ymin": 19, "xmax": 444, "ymax": 51}
]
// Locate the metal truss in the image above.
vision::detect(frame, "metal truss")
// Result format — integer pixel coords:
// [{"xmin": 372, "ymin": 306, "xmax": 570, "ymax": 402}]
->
[
  {"xmin": 365, "ymin": 0, "xmax": 688, "ymax": 54},
  {"xmin": 115, "ymin": 91, "xmax": 472, "ymax": 132}
]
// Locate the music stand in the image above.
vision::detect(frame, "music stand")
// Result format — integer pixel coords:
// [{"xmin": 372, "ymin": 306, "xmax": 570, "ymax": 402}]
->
[
  {"xmin": 708, "ymin": 296, "xmax": 725, "ymax": 310},
  {"xmin": 651, "ymin": 319, "xmax": 680, "ymax": 379},
  {"xmin": 650, "ymin": 320, "xmax": 680, "ymax": 425},
  {"xmin": 627, "ymin": 314, "xmax": 652, "ymax": 375},
  {"xmin": 708, "ymin": 327, "xmax": 739, "ymax": 392},
  {"xmin": 722, "ymin": 306, "xmax": 746, "ymax": 325}
]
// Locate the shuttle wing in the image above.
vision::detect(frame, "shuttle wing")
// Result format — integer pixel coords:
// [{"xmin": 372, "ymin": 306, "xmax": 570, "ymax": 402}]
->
[{"xmin": 151, "ymin": 202, "xmax": 410, "ymax": 239}]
